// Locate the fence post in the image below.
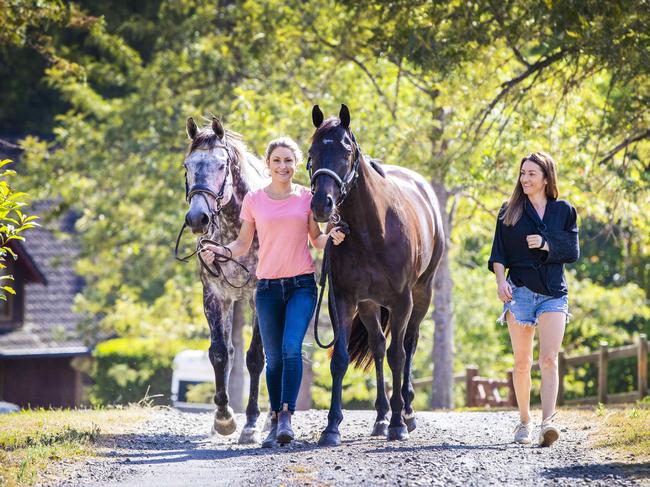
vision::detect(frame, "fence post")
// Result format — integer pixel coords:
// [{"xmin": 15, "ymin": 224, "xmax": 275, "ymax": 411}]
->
[
  {"xmin": 506, "ymin": 369, "xmax": 517, "ymax": 407},
  {"xmin": 638, "ymin": 334, "xmax": 648, "ymax": 400},
  {"xmin": 558, "ymin": 350, "xmax": 566, "ymax": 406},
  {"xmin": 598, "ymin": 341, "xmax": 609, "ymax": 404},
  {"xmin": 465, "ymin": 366, "xmax": 479, "ymax": 408}
]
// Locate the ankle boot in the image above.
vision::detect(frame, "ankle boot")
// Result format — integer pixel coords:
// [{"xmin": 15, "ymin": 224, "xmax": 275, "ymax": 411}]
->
[
  {"xmin": 276, "ymin": 405, "xmax": 294, "ymax": 444},
  {"xmin": 261, "ymin": 415, "xmax": 278, "ymax": 448}
]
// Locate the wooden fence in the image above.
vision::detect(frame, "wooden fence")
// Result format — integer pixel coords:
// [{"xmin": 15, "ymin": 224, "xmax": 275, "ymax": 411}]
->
[{"xmin": 412, "ymin": 333, "xmax": 648, "ymax": 408}]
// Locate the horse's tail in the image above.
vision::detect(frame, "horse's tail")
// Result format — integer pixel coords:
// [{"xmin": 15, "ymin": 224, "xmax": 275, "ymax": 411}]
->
[{"xmin": 344, "ymin": 307, "xmax": 390, "ymax": 371}]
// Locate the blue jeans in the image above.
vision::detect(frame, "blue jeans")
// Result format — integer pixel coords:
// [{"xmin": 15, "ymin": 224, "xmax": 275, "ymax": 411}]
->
[{"xmin": 255, "ymin": 273, "xmax": 317, "ymax": 412}]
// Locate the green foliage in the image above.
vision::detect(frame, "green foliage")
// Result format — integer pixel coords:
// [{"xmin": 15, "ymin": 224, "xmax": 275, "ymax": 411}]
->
[
  {"xmin": 3, "ymin": 0, "xmax": 649, "ymax": 411},
  {"xmin": 89, "ymin": 337, "xmax": 209, "ymax": 406},
  {"xmin": 0, "ymin": 159, "xmax": 38, "ymax": 300},
  {"xmin": 185, "ymin": 382, "xmax": 214, "ymax": 404}
]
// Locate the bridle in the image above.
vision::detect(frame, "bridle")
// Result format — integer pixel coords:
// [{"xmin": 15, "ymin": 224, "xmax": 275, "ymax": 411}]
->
[
  {"xmin": 174, "ymin": 142, "xmax": 251, "ymax": 289},
  {"xmin": 307, "ymin": 131, "xmax": 362, "ymax": 210}
]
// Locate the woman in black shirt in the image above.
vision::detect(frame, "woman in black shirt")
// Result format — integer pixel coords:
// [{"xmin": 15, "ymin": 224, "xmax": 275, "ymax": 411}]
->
[{"xmin": 488, "ymin": 152, "xmax": 579, "ymax": 447}]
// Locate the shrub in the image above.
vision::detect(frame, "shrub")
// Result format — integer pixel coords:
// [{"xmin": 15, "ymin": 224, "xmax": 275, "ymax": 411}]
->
[{"xmin": 89, "ymin": 337, "xmax": 209, "ymax": 406}]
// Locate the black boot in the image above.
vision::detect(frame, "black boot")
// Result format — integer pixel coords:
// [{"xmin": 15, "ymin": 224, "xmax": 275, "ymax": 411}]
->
[
  {"xmin": 276, "ymin": 405, "xmax": 294, "ymax": 445},
  {"xmin": 261, "ymin": 414, "xmax": 278, "ymax": 448}
]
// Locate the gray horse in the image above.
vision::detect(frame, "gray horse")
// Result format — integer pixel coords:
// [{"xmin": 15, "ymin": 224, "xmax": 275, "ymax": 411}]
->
[{"xmin": 182, "ymin": 117, "xmax": 267, "ymax": 443}]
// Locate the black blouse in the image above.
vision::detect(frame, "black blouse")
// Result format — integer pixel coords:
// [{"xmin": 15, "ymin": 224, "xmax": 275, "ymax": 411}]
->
[{"xmin": 488, "ymin": 197, "xmax": 579, "ymax": 297}]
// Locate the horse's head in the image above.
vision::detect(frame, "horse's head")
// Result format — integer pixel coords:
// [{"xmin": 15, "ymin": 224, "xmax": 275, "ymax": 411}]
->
[
  {"xmin": 308, "ymin": 104, "xmax": 361, "ymax": 222},
  {"xmin": 183, "ymin": 117, "xmax": 234, "ymax": 234}
]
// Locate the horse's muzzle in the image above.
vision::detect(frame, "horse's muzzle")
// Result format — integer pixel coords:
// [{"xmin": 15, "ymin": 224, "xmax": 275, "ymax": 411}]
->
[
  {"xmin": 311, "ymin": 193, "xmax": 334, "ymax": 223},
  {"xmin": 185, "ymin": 208, "xmax": 210, "ymax": 234}
]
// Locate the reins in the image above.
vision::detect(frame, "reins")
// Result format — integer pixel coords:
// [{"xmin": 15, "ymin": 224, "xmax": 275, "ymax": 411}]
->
[
  {"xmin": 313, "ymin": 218, "xmax": 350, "ymax": 349},
  {"xmin": 175, "ymin": 142, "xmax": 252, "ymax": 289}
]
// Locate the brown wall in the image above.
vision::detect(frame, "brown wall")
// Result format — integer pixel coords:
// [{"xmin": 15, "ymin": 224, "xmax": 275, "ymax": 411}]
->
[{"xmin": 0, "ymin": 356, "xmax": 82, "ymax": 408}]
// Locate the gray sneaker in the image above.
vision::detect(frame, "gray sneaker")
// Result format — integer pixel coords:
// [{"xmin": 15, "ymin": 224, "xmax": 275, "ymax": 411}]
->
[
  {"xmin": 538, "ymin": 412, "xmax": 560, "ymax": 447},
  {"xmin": 539, "ymin": 422, "xmax": 560, "ymax": 447},
  {"xmin": 513, "ymin": 421, "xmax": 532, "ymax": 444}
]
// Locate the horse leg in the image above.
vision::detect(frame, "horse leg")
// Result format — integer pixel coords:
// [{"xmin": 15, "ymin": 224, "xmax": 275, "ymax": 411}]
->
[
  {"xmin": 318, "ymin": 296, "xmax": 355, "ymax": 447},
  {"xmin": 358, "ymin": 302, "xmax": 389, "ymax": 437},
  {"xmin": 402, "ymin": 277, "xmax": 436, "ymax": 432},
  {"xmin": 386, "ymin": 293, "xmax": 413, "ymax": 441},
  {"xmin": 401, "ymin": 331, "xmax": 419, "ymax": 432},
  {"xmin": 238, "ymin": 309, "xmax": 264, "ymax": 444},
  {"xmin": 204, "ymin": 287, "xmax": 236, "ymax": 436}
]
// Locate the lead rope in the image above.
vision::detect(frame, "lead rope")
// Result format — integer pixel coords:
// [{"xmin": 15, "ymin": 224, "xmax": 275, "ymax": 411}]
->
[
  {"xmin": 313, "ymin": 219, "xmax": 350, "ymax": 349},
  {"xmin": 174, "ymin": 211, "xmax": 252, "ymax": 289}
]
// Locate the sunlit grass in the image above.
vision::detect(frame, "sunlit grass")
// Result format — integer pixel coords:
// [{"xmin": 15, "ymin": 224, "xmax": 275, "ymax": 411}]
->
[
  {"xmin": 0, "ymin": 406, "xmax": 151, "ymax": 487},
  {"xmin": 590, "ymin": 397, "xmax": 650, "ymax": 460}
]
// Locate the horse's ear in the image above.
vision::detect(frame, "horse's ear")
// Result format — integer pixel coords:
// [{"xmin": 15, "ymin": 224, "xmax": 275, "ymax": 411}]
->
[
  {"xmin": 339, "ymin": 104, "xmax": 350, "ymax": 129},
  {"xmin": 312, "ymin": 105, "xmax": 324, "ymax": 128},
  {"xmin": 212, "ymin": 117, "xmax": 225, "ymax": 139},
  {"xmin": 186, "ymin": 117, "xmax": 198, "ymax": 140}
]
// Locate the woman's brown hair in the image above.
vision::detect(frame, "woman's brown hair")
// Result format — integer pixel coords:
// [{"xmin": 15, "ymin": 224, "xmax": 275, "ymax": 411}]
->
[{"xmin": 501, "ymin": 152, "xmax": 559, "ymax": 226}]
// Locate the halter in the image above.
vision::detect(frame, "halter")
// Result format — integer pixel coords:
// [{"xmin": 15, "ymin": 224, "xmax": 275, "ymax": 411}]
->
[
  {"xmin": 307, "ymin": 131, "xmax": 362, "ymax": 206},
  {"xmin": 174, "ymin": 141, "xmax": 251, "ymax": 289},
  {"xmin": 184, "ymin": 142, "xmax": 233, "ymax": 216}
]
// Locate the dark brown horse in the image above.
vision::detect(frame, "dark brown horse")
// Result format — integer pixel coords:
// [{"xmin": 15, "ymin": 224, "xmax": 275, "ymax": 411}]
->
[{"xmin": 309, "ymin": 105, "xmax": 445, "ymax": 446}]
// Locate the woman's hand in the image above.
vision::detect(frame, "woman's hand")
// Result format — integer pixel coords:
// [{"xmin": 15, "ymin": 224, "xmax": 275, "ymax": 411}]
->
[
  {"xmin": 329, "ymin": 227, "xmax": 346, "ymax": 246},
  {"xmin": 200, "ymin": 243, "xmax": 229, "ymax": 265},
  {"xmin": 497, "ymin": 278, "xmax": 513, "ymax": 303},
  {"xmin": 526, "ymin": 234, "xmax": 548, "ymax": 251}
]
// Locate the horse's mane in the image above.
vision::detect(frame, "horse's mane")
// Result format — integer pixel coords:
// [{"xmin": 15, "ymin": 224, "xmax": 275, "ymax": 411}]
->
[{"xmin": 189, "ymin": 125, "xmax": 266, "ymax": 189}]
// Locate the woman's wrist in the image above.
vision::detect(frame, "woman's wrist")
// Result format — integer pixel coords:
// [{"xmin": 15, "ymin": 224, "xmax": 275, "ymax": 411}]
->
[{"xmin": 318, "ymin": 233, "xmax": 329, "ymax": 249}]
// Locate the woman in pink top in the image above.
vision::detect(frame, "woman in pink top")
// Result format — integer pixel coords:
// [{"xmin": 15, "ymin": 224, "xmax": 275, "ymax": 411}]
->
[{"xmin": 201, "ymin": 137, "xmax": 345, "ymax": 447}]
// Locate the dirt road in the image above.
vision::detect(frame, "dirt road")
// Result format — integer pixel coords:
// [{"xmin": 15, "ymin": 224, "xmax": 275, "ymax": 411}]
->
[{"xmin": 55, "ymin": 408, "xmax": 644, "ymax": 486}]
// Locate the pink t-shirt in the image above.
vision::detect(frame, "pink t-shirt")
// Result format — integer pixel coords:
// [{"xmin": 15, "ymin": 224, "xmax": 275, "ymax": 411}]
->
[{"xmin": 240, "ymin": 185, "xmax": 316, "ymax": 279}]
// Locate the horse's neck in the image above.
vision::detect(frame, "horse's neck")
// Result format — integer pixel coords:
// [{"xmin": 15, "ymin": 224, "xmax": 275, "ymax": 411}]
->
[
  {"xmin": 214, "ymin": 153, "xmax": 261, "ymax": 231},
  {"xmin": 339, "ymin": 159, "xmax": 385, "ymax": 238}
]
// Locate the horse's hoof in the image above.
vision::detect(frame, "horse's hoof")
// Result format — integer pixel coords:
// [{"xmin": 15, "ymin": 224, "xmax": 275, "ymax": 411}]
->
[
  {"xmin": 318, "ymin": 431, "xmax": 341, "ymax": 447},
  {"xmin": 403, "ymin": 415, "xmax": 417, "ymax": 433},
  {"xmin": 387, "ymin": 425, "xmax": 409, "ymax": 441},
  {"xmin": 371, "ymin": 420, "xmax": 389, "ymax": 437},
  {"xmin": 212, "ymin": 406, "xmax": 237, "ymax": 436},
  {"xmin": 238, "ymin": 427, "xmax": 260, "ymax": 444}
]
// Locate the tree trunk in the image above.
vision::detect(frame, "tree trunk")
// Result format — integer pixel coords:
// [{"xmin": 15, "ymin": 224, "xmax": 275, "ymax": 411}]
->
[
  {"xmin": 431, "ymin": 180, "xmax": 455, "ymax": 409},
  {"xmin": 228, "ymin": 301, "xmax": 246, "ymax": 412}
]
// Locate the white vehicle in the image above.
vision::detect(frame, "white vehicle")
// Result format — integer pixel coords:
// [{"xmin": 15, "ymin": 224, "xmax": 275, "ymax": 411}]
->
[
  {"xmin": 171, "ymin": 349, "xmax": 214, "ymax": 406},
  {"xmin": 0, "ymin": 401, "xmax": 19, "ymax": 414}
]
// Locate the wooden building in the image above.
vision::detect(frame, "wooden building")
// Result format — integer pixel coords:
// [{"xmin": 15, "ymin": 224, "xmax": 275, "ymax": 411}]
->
[{"xmin": 0, "ymin": 201, "xmax": 89, "ymax": 409}]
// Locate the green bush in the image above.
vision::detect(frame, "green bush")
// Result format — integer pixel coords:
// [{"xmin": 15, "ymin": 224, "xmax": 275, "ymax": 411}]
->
[{"xmin": 89, "ymin": 337, "xmax": 209, "ymax": 406}]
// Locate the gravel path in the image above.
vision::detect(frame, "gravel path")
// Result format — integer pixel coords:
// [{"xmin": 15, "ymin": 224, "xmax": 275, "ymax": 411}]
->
[{"xmin": 56, "ymin": 408, "xmax": 644, "ymax": 486}]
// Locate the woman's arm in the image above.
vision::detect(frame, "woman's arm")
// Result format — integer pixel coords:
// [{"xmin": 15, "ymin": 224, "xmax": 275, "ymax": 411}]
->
[
  {"xmin": 487, "ymin": 205, "xmax": 508, "ymax": 272},
  {"xmin": 541, "ymin": 205, "xmax": 580, "ymax": 264},
  {"xmin": 200, "ymin": 220, "xmax": 256, "ymax": 263},
  {"xmin": 493, "ymin": 262, "xmax": 512, "ymax": 303},
  {"xmin": 308, "ymin": 213, "xmax": 345, "ymax": 249}
]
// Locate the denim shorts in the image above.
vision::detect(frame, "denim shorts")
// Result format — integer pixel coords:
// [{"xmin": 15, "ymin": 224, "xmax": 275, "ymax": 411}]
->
[{"xmin": 497, "ymin": 278, "xmax": 570, "ymax": 327}]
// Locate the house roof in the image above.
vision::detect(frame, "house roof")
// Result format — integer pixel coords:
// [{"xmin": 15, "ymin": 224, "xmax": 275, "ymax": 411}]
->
[
  {"xmin": 7, "ymin": 240, "xmax": 47, "ymax": 285},
  {"xmin": 0, "ymin": 200, "xmax": 88, "ymax": 357}
]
